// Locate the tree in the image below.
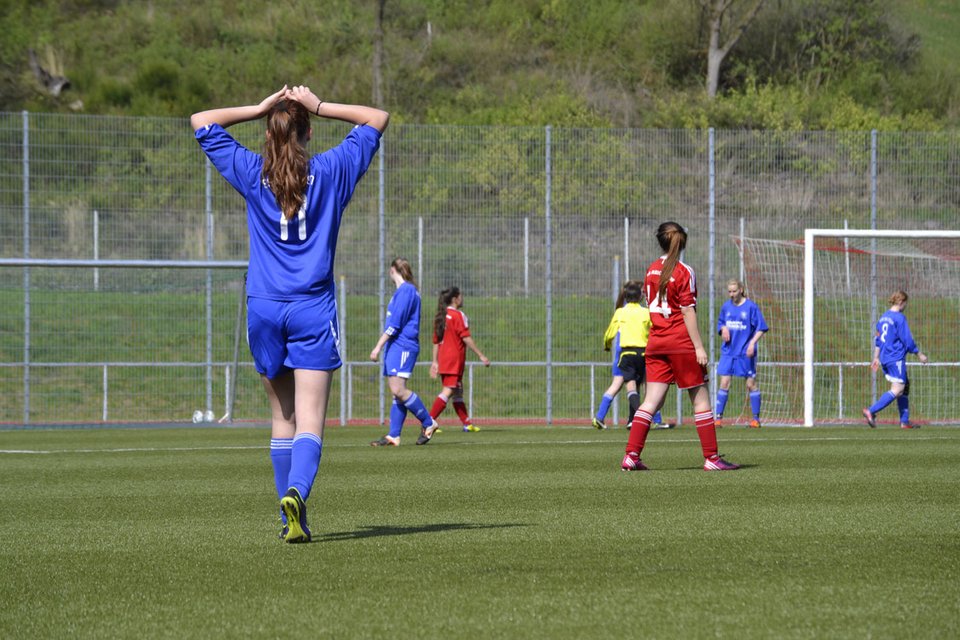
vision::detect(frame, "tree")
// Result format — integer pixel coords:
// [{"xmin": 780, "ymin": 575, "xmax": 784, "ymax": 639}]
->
[
  {"xmin": 704, "ymin": 0, "xmax": 766, "ymax": 98},
  {"xmin": 372, "ymin": 0, "xmax": 386, "ymax": 108}
]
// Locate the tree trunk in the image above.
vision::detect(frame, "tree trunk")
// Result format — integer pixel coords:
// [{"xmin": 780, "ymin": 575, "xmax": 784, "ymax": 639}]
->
[
  {"xmin": 704, "ymin": 0, "xmax": 766, "ymax": 99},
  {"xmin": 372, "ymin": 0, "xmax": 386, "ymax": 108},
  {"xmin": 706, "ymin": 9, "xmax": 723, "ymax": 98}
]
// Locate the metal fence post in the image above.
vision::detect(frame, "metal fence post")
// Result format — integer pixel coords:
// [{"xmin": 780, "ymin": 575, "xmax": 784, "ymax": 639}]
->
[
  {"xmin": 870, "ymin": 129, "xmax": 878, "ymax": 403},
  {"xmin": 544, "ymin": 125, "xmax": 553, "ymax": 426},
  {"xmin": 204, "ymin": 158, "xmax": 214, "ymax": 416},
  {"xmin": 339, "ymin": 275, "xmax": 347, "ymax": 426},
  {"xmin": 22, "ymin": 110, "xmax": 30, "ymax": 425},
  {"xmin": 524, "ymin": 217, "xmax": 529, "ymax": 297},
  {"xmin": 378, "ymin": 140, "xmax": 386, "ymax": 426},
  {"xmin": 623, "ymin": 217, "xmax": 630, "ymax": 281},
  {"xmin": 93, "ymin": 210, "xmax": 100, "ymax": 291},
  {"xmin": 738, "ymin": 216, "xmax": 745, "ymax": 284},
  {"xmin": 708, "ymin": 128, "xmax": 716, "ymax": 410},
  {"xmin": 102, "ymin": 365, "xmax": 109, "ymax": 421}
]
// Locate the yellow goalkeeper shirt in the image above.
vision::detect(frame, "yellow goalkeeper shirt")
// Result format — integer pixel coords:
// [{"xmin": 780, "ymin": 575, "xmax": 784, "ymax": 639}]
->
[{"xmin": 603, "ymin": 303, "xmax": 652, "ymax": 351}]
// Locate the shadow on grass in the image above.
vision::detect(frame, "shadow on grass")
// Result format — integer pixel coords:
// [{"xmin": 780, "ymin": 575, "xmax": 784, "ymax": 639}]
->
[
  {"xmin": 675, "ymin": 463, "xmax": 758, "ymax": 471},
  {"xmin": 314, "ymin": 522, "xmax": 528, "ymax": 543}
]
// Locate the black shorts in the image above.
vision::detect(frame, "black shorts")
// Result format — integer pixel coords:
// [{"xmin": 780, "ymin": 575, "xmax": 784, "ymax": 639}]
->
[{"xmin": 617, "ymin": 348, "xmax": 646, "ymax": 385}]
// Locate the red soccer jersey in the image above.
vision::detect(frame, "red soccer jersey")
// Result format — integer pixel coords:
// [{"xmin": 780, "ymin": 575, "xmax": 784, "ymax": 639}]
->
[
  {"xmin": 643, "ymin": 256, "xmax": 697, "ymax": 354},
  {"xmin": 433, "ymin": 307, "xmax": 471, "ymax": 375}
]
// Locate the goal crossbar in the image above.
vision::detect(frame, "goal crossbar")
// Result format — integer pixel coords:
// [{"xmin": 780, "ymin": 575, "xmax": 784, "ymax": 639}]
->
[{"xmin": 803, "ymin": 229, "xmax": 960, "ymax": 426}]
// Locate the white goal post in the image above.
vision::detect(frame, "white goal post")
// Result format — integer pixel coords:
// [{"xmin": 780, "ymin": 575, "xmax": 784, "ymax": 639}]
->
[{"xmin": 803, "ymin": 229, "xmax": 960, "ymax": 426}]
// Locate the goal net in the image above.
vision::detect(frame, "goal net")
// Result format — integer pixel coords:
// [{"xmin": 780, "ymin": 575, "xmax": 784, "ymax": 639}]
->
[{"xmin": 734, "ymin": 229, "xmax": 960, "ymax": 426}]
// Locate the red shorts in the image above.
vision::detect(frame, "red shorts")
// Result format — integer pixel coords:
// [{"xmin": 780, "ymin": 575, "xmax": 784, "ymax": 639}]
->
[
  {"xmin": 645, "ymin": 353, "xmax": 709, "ymax": 390},
  {"xmin": 440, "ymin": 374, "xmax": 463, "ymax": 389}
]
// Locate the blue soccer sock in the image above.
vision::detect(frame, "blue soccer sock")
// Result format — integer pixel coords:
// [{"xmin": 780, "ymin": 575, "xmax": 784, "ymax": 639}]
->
[
  {"xmin": 652, "ymin": 410, "xmax": 663, "ymax": 424},
  {"xmin": 715, "ymin": 388, "xmax": 729, "ymax": 417},
  {"xmin": 269, "ymin": 437, "xmax": 293, "ymax": 500},
  {"xmin": 897, "ymin": 395, "xmax": 909, "ymax": 424},
  {"xmin": 596, "ymin": 393, "xmax": 614, "ymax": 421},
  {"xmin": 287, "ymin": 432, "xmax": 322, "ymax": 502},
  {"xmin": 869, "ymin": 391, "xmax": 897, "ymax": 416},
  {"xmin": 388, "ymin": 398, "xmax": 407, "ymax": 438},
  {"xmin": 404, "ymin": 392, "xmax": 434, "ymax": 426},
  {"xmin": 750, "ymin": 390, "xmax": 762, "ymax": 419}
]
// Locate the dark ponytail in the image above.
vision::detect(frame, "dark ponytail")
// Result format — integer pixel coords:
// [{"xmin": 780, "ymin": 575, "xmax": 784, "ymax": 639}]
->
[
  {"xmin": 656, "ymin": 222, "xmax": 687, "ymax": 303},
  {"xmin": 262, "ymin": 100, "xmax": 310, "ymax": 220},
  {"xmin": 434, "ymin": 286, "xmax": 460, "ymax": 342}
]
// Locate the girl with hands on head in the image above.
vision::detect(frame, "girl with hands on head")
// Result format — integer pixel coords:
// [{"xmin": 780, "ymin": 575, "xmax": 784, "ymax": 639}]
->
[{"xmin": 192, "ymin": 86, "xmax": 388, "ymax": 543}]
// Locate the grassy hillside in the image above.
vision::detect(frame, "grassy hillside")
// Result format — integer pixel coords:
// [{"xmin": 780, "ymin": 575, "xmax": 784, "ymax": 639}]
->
[{"xmin": 2, "ymin": 0, "xmax": 958, "ymax": 129}]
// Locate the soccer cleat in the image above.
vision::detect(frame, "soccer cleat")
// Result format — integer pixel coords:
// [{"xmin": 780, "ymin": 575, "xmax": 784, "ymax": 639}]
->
[
  {"xmin": 704, "ymin": 454, "xmax": 740, "ymax": 471},
  {"xmin": 416, "ymin": 419, "xmax": 441, "ymax": 445},
  {"xmin": 861, "ymin": 408, "xmax": 876, "ymax": 428},
  {"xmin": 621, "ymin": 452, "xmax": 649, "ymax": 471},
  {"xmin": 652, "ymin": 421, "xmax": 675, "ymax": 430},
  {"xmin": 715, "ymin": 418, "xmax": 724, "ymax": 429},
  {"xmin": 370, "ymin": 435, "xmax": 400, "ymax": 447},
  {"xmin": 277, "ymin": 513, "xmax": 288, "ymax": 541},
  {"xmin": 591, "ymin": 417, "xmax": 607, "ymax": 430},
  {"xmin": 749, "ymin": 419, "xmax": 761, "ymax": 428},
  {"xmin": 463, "ymin": 424, "xmax": 480, "ymax": 432},
  {"xmin": 900, "ymin": 422, "xmax": 919, "ymax": 429},
  {"xmin": 280, "ymin": 488, "xmax": 311, "ymax": 543}
]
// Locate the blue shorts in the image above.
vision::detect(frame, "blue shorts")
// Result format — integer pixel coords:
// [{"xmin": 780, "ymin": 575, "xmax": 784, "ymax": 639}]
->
[
  {"xmin": 383, "ymin": 342, "xmax": 418, "ymax": 379},
  {"xmin": 247, "ymin": 291, "xmax": 341, "ymax": 379},
  {"xmin": 717, "ymin": 355, "xmax": 757, "ymax": 378},
  {"xmin": 881, "ymin": 359, "xmax": 908, "ymax": 384}
]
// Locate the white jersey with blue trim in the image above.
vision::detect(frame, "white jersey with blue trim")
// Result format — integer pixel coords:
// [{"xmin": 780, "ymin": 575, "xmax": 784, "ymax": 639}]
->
[{"xmin": 195, "ymin": 123, "xmax": 381, "ymax": 300}]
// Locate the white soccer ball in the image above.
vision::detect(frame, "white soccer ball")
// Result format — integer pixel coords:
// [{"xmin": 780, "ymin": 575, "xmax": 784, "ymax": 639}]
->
[
  {"xmin": 203, "ymin": 410, "xmax": 215, "ymax": 423},
  {"xmin": 192, "ymin": 410, "xmax": 203, "ymax": 423}
]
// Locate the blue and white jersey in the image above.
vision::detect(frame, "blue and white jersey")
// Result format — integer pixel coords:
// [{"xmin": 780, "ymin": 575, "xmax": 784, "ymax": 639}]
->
[
  {"xmin": 195, "ymin": 123, "xmax": 381, "ymax": 300},
  {"xmin": 875, "ymin": 310, "xmax": 918, "ymax": 364},
  {"xmin": 384, "ymin": 281, "xmax": 421, "ymax": 351},
  {"xmin": 717, "ymin": 299, "xmax": 768, "ymax": 357}
]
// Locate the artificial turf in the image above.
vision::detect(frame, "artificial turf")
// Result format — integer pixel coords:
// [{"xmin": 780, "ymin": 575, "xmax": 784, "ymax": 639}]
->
[{"xmin": 1, "ymin": 425, "xmax": 957, "ymax": 638}]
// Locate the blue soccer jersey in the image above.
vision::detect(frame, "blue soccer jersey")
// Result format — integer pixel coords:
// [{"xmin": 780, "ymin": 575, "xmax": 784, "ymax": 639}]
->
[
  {"xmin": 717, "ymin": 298, "xmax": 768, "ymax": 357},
  {"xmin": 875, "ymin": 310, "xmax": 918, "ymax": 364},
  {"xmin": 195, "ymin": 123, "xmax": 381, "ymax": 300},
  {"xmin": 384, "ymin": 282, "xmax": 421, "ymax": 351}
]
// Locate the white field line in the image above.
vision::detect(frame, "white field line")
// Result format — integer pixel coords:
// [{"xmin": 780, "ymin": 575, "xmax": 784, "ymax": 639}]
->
[{"xmin": 1, "ymin": 432, "xmax": 958, "ymax": 455}]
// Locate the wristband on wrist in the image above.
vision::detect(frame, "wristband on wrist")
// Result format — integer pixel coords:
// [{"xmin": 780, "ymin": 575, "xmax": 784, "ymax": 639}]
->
[{"xmin": 315, "ymin": 101, "xmax": 323, "ymax": 116}]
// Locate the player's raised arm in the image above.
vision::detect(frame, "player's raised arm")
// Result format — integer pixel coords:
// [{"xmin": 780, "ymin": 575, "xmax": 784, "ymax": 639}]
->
[
  {"xmin": 190, "ymin": 86, "xmax": 288, "ymax": 131},
  {"xmin": 285, "ymin": 85, "xmax": 390, "ymax": 133}
]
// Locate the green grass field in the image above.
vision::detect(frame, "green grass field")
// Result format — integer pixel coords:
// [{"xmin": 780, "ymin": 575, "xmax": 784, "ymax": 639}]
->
[{"xmin": 1, "ymin": 424, "xmax": 958, "ymax": 638}]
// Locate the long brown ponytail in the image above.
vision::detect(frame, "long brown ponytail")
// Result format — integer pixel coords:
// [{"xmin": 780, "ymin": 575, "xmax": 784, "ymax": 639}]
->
[
  {"xmin": 262, "ymin": 100, "xmax": 310, "ymax": 220},
  {"xmin": 656, "ymin": 222, "xmax": 687, "ymax": 303},
  {"xmin": 434, "ymin": 286, "xmax": 460, "ymax": 342}
]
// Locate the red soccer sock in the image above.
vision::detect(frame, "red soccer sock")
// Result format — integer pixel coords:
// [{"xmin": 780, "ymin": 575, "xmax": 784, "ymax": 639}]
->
[
  {"xmin": 625, "ymin": 409, "xmax": 653, "ymax": 455},
  {"xmin": 694, "ymin": 410, "xmax": 719, "ymax": 459},
  {"xmin": 452, "ymin": 400, "xmax": 471, "ymax": 425},
  {"xmin": 429, "ymin": 395, "xmax": 448, "ymax": 419}
]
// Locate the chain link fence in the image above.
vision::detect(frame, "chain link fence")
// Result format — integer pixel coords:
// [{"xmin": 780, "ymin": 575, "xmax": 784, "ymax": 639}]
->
[{"xmin": 0, "ymin": 112, "xmax": 957, "ymax": 426}]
